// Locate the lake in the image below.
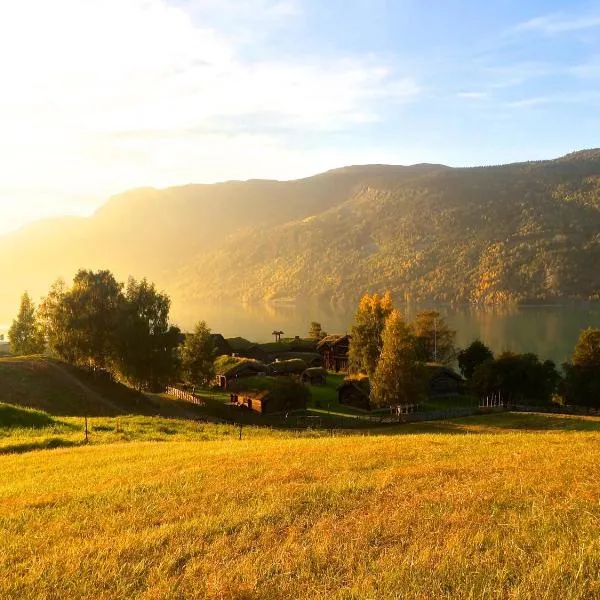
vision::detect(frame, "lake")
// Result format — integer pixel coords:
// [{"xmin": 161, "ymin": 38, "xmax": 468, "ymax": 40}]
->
[
  {"xmin": 3, "ymin": 304, "xmax": 600, "ymax": 366},
  {"xmin": 172, "ymin": 302, "xmax": 600, "ymax": 367}
]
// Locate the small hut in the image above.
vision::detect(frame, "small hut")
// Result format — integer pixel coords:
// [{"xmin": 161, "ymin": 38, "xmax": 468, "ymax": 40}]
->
[
  {"xmin": 301, "ymin": 367, "xmax": 327, "ymax": 386},
  {"xmin": 338, "ymin": 377, "xmax": 371, "ymax": 410},
  {"xmin": 214, "ymin": 355, "xmax": 269, "ymax": 389},
  {"xmin": 422, "ymin": 363, "xmax": 464, "ymax": 396},
  {"xmin": 229, "ymin": 376, "xmax": 309, "ymax": 415},
  {"xmin": 269, "ymin": 358, "xmax": 307, "ymax": 378}
]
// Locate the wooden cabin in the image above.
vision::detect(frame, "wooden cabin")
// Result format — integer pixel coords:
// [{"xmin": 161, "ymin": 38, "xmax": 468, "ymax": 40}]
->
[
  {"xmin": 301, "ymin": 367, "xmax": 327, "ymax": 386},
  {"xmin": 214, "ymin": 356, "xmax": 269, "ymax": 390},
  {"xmin": 338, "ymin": 378, "xmax": 371, "ymax": 410},
  {"xmin": 422, "ymin": 364, "xmax": 464, "ymax": 396},
  {"xmin": 317, "ymin": 335, "xmax": 351, "ymax": 372},
  {"xmin": 229, "ymin": 377, "xmax": 309, "ymax": 415},
  {"xmin": 270, "ymin": 358, "xmax": 307, "ymax": 378}
]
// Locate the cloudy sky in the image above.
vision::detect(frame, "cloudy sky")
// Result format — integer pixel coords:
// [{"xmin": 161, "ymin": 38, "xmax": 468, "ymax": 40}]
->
[{"xmin": 1, "ymin": 0, "xmax": 600, "ymax": 234}]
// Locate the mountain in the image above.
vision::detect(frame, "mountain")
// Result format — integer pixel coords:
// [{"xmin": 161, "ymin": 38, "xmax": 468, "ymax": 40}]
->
[{"xmin": 2, "ymin": 150, "xmax": 600, "ymax": 323}]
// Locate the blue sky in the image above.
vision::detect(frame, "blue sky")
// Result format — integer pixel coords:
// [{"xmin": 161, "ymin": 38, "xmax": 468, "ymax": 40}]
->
[{"xmin": 1, "ymin": 0, "xmax": 600, "ymax": 233}]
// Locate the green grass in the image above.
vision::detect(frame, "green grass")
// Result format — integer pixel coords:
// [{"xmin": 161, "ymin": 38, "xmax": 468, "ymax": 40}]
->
[{"xmin": 1, "ymin": 411, "xmax": 600, "ymax": 599}]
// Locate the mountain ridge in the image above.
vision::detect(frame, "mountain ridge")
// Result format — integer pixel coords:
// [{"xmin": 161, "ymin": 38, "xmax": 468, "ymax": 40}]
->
[{"xmin": 3, "ymin": 150, "xmax": 600, "ymax": 324}]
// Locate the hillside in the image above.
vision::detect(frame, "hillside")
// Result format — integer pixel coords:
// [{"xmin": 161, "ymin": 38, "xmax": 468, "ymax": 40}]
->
[
  {"xmin": 0, "ymin": 357, "xmax": 208, "ymax": 420},
  {"xmin": 3, "ymin": 150, "xmax": 600, "ymax": 321},
  {"xmin": 1, "ymin": 412, "xmax": 599, "ymax": 599}
]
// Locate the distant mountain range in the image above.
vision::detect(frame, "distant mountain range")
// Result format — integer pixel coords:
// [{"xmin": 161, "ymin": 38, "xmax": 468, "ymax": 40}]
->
[{"xmin": 3, "ymin": 149, "xmax": 600, "ymax": 322}]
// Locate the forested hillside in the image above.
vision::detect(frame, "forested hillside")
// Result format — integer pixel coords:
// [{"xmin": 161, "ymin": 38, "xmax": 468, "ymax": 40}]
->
[{"xmin": 3, "ymin": 150, "xmax": 600, "ymax": 320}]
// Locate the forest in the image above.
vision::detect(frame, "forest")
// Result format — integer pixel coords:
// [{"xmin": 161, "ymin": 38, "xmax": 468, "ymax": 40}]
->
[{"xmin": 2, "ymin": 150, "xmax": 600, "ymax": 323}]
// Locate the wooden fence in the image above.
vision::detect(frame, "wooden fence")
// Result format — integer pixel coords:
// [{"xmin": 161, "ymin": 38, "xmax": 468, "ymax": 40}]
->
[{"xmin": 165, "ymin": 386, "xmax": 206, "ymax": 407}]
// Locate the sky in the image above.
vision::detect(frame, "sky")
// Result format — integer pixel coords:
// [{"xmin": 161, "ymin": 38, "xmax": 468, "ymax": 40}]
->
[{"xmin": 1, "ymin": 0, "xmax": 600, "ymax": 234}]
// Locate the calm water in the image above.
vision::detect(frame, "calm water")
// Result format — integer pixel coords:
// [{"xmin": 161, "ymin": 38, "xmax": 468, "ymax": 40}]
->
[
  {"xmin": 3, "ymin": 305, "xmax": 600, "ymax": 366},
  {"xmin": 173, "ymin": 302, "xmax": 600, "ymax": 367}
]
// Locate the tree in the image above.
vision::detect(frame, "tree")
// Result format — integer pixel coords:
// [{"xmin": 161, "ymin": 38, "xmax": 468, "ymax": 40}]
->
[
  {"xmin": 572, "ymin": 328, "xmax": 600, "ymax": 367},
  {"xmin": 349, "ymin": 291, "xmax": 393, "ymax": 377},
  {"xmin": 8, "ymin": 292, "xmax": 45, "ymax": 355},
  {"xmin": 308, "ymin": 322, "xmax": 327, "ymax": 340},
  {"xmin": 472, "ymin": 352, "xmax": 560, "ymax": 405},
  {"xmin": 412, "ymin": 310, "xmax": 456, "ymax": 366},
  {"xmin": 562, "ymin": 328, "xmax": 600, "ymax": 408},
  {"xmin": 371, "ymin": 310, "xmax": 425, "ymax": 408},
  {"xmin": 114, "ymin": 278, "xmax": 181, "ymax": 391},
  {"xmin": 457, "ymin": 339, "xmax": 494, "ymax": 380},
  {"xmin": 38, "ymin": 278, "xmax": 72, "ymax": 361},
  {"xmin": 181, "ymin": 321, "xmax": 216, "ymax": 387}
]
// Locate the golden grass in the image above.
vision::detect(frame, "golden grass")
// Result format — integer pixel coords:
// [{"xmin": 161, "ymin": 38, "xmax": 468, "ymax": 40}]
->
[{"xmin": 1, "ymin": 413, "xmax": 600, "ymax": 599}]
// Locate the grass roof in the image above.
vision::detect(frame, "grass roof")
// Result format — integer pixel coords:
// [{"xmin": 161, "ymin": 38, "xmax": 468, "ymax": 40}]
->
[
  {"xmin": 270, "ymin": 358, "xmax": 307, "ymax": 375},
  {"xmin": 214, "ymin": 355, "xmax": 268, "ymax": 377},
  {"xmin": 228, "ymin": 376, "xmax": 310, "ymax": 403},
  {"xmin": 302, "ymin": 367, "xmax": 327, "ymax": 377},
  {"xmin": 226, "ymin": 337, "xmax": 255, "ymax": 351}
]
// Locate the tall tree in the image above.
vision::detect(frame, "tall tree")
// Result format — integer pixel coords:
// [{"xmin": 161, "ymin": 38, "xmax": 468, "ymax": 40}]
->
[
  {"xmin": 181, "ymin": 321, "xmax": 216, "ymax": 387},
  {"xmin": 472, "ymin": 352, "xmax": 560, "ymax": 405},
  {"xmin": 371, "ymin": 310, "xmax": 425, "ymax": 408},
  {"xmin": 562, "ymin": 328, "xmax": 600, "ymax": 408},
  {"xmin": 349, "ymin": 291, "xmax": 393, "ymax": 377},
  {"xmin": 412, "ymin": 310, "xmax": 456, "ymax": 366},
  {"xmin": 8, "ymin": 292, "xmax": 45, "ymax": 355},
  {"xmin": 114, "ymin": 277, "xmax": 180, "ymax": 391},
  {"xmin": 38, "ymin": 271, "xmax": 122, "ymax": 369},
  {"xmin": 457, "ymin": 339, "xmax": 494, "ymax": 380},
  {"xmin": 38, "ymin": 279, "xmax": 71, "ymax": 361}
]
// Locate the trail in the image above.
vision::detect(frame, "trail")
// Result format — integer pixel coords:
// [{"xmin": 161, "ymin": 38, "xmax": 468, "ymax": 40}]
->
[{"xmin": 44, "ymin": 360, "xmax": 125, "ymax": 415}]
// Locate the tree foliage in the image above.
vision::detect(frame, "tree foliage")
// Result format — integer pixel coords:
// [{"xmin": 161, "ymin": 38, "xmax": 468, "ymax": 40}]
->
[
  {"xmin": 412, "ymin": 310, "xmax": 456, "ymax": 365},
  {"xmin": 371, "ymin": 310, "xmax": 425, "ymax": 408},
  {"xmin": 39, "ymin": 270, "xmax": 180, "ymax": 390},
  {"xmin": 349, "ymin": 291, "xmax": 393, "ymax": 378},
  {"xmin": 572, "ymin": 328, "xmax": 600, "ymax": 367},
  {"xmin": 458, "ymin": 339, "xmax": 494, "ymax": 380},
  {"xmin": 114, "ymin": 278, "xmax": 181, "ymax": 391},
  {"xmin": 472, "ymin": 352, "xmax": 560, "ymax": 405},
  {"xmin": 562, "ymin": 328, "xmax": 600, "ymax": 408},
  {"xmin": 8, "ymin": 292, "xmax": 45, "ymax": 355},
  {"xmin": 180, "ymin": 321, "xmax": 216, "ymax": 387}
]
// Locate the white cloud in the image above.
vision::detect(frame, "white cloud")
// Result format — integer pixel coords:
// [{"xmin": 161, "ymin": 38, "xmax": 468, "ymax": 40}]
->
[
  {"xmin": 0, "ymin": 0, "xmax": 419, "ymax": 233},
  {"xmin": 514, "ymin": 12, "xmax": 600, "ymax": 35},
  {"xmin": 456, "ymin": 92, "xmax": 488, "ymax": 100}
]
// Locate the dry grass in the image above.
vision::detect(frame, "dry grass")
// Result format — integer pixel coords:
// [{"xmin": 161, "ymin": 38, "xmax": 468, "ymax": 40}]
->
[{"xmin": 1, "ymin": 412, "xmax": 600, "ymax": 599}]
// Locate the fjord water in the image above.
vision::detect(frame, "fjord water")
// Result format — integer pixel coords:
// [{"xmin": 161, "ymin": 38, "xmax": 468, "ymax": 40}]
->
[{"xmin": 174, "ymin": 302, "xmax": 600, "ymax": 367}]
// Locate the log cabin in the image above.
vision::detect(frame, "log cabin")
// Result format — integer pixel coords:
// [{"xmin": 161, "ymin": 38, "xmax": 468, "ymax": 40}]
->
[
  {"xmin": 301, "ymin": 367, "xmax": 327, "ymax": 386},
  {"xmin": 229, "ymin": 376, "xmax": 310, "ymax": 415},
  {"xmin": 316, "ymin": 335, "xmax": 351, "ymax": 372},
  {"xmin": 214, "ymin": 356, "xmax": 270, "ymax": 389}
]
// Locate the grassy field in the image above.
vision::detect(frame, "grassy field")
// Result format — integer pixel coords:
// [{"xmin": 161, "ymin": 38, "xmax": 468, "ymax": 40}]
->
[
  {"xmin": 1, "ymin": 411, "xmax": 600, "ymax": 599},
  {"xmin": 2, "ymin": 357, "xmax": 600, "ymax": 598}
]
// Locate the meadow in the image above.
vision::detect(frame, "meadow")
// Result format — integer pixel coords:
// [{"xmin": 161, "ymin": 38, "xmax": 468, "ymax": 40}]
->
[
  {"xmin": 1, "ymin": 411, "xmax": 600, "ymax": 599},
  {"xmin": 2, "ymin": 356, "xmax": 600, "ymax": 598}
]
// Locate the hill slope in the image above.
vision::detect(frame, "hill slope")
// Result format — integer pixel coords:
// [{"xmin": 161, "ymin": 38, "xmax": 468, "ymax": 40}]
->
[{"xmin": 3, "ymin": 150, "xmax": 600, "ymax": 320}]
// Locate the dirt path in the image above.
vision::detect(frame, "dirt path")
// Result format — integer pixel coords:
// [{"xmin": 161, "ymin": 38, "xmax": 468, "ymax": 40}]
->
[{"xmin": 44, "ymin": 360, "xmax": 125, "ymax": 415}]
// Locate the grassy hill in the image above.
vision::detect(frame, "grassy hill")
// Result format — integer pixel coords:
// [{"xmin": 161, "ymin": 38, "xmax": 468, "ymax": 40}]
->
[
  {"xmin": 1, "ymin": 412, "xmax": 599, "ymax": 599},
  {"xmin": 2, "ymin": 150, "xmax": 600, "ymax": 322}
]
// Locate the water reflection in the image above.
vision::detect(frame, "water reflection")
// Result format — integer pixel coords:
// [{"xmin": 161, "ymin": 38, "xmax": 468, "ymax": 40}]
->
[{"xmin": 172, "ymin": 301, "xmax": 600, "ymax": 366}]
